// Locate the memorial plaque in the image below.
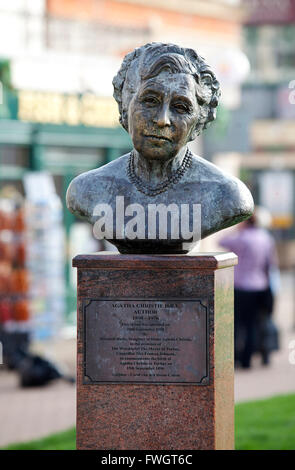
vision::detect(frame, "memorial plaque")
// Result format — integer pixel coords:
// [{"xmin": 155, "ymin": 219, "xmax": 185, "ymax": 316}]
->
[{"xmin": 83, "ymin": 299, "xmax": 209, "ymax": 385}]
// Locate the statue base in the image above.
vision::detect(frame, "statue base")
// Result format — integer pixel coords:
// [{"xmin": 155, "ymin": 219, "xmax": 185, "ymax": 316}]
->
[{"xmin": 73, "ymin": 252, "xmax": 237, "ymax": 450}]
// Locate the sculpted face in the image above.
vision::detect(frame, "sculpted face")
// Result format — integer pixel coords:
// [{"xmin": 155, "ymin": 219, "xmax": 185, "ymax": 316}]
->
[{"xmin": 128, "ymin": 71, "xmax": 200, "ymax": 161}]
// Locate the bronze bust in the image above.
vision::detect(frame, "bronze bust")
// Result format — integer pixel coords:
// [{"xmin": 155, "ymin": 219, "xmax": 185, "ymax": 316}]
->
[{"xmin": 66, "ymin": 43, "xmax": 253, "ymax": 253}]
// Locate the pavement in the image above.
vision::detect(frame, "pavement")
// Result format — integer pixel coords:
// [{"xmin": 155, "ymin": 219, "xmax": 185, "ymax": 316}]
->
[
  {"xmin": 0, "ymin": 337, "xmax": 76, "ymax": 448},
  {"xmin": 235, "ymin": 270, "xmax": 295, "ymax": 402},
  {"xmin": 0, "ymin": 271, "xmax": 294, "ymax": 448}
]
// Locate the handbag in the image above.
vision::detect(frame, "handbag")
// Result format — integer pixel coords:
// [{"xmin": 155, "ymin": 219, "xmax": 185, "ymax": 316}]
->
[{"xmin": 258, "ymin": 313, "xmax": 279, "ymax": 353}]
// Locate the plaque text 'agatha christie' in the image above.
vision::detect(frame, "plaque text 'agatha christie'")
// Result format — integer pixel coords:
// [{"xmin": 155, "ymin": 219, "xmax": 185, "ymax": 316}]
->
[{"xmin": 83, "ymin": 299, "xmax": 208, "ymax": 384}]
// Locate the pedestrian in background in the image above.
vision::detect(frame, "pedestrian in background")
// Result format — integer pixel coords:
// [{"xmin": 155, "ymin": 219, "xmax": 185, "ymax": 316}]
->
[{"xmin": 219, "ymin": 208, "xmax": 279, "ymax": 369}]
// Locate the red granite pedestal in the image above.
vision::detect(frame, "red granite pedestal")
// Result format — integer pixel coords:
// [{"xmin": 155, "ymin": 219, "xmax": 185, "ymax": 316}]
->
[{"xmin": 73, "ymin": 252, "xmax": 237, "ymax": 450}]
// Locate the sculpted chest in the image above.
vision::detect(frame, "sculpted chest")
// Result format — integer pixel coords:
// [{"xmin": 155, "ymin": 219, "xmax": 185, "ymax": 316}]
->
[{"xmin": 84, "ymin": 176, "xmax": 237, "ymax": 253}]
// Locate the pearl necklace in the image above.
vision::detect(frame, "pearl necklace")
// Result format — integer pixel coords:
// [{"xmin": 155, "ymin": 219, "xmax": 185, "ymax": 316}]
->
[{"xmin": 127, "ymin": 148, "xmax": 192, "ymax": 197}]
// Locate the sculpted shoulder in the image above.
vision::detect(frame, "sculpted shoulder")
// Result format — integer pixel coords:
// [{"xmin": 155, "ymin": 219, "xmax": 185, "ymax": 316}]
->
[
  {"xmin": 189, "ymin": 153, "xmax": 254, "ymax": 235},
  {"xmin": 66, "ymin": 153, "xmax": 129, "ymax": 221}
]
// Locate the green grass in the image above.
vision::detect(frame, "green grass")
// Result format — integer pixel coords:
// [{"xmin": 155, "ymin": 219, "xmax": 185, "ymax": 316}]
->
[
  {"xmin": 4, "ymin": 428, "xmax": 76, "ymax": 450},
  {"xmin": 3, "ymin": 394, "xmax": 295, "ymax": 450},
  {"xmin": 235, "ymin": 393, "xmax": 295, "ymax": 450}
]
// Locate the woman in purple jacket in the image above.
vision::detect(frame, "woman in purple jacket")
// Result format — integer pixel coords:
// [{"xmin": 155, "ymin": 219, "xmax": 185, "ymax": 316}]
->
[{"xmin": 220, "ymin": 211, "xmax": 279, "ymax": 368}]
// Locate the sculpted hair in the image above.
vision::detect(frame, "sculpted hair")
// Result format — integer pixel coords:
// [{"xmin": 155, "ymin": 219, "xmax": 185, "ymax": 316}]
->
[{"xmin": 112, "ymin": 42, "xmax": 220, "ymax": 136}]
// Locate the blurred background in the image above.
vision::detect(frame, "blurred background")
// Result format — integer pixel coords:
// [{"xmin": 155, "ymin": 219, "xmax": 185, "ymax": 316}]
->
[{"xmin": 0, "ymin": 0, "xmax": 294, "ymax": 450}]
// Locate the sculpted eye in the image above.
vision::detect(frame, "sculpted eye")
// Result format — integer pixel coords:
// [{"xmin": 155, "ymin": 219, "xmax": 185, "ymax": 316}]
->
[
  {"xmin": 143, "ymin": 95, "xmax": 159, "ymax": 105},
  {"xmin": 172, "ymin": 102, "xmax": 190, "ymax": 114},
  {"xmin": 201, "ymin": 73, "xmax": 213, "ymax": 86}
]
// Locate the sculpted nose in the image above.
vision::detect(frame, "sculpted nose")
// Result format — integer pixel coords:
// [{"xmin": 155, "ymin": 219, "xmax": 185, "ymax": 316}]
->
[{"xmin": 154, "ymin": 103, "xmax": 171, "ymax": 127}]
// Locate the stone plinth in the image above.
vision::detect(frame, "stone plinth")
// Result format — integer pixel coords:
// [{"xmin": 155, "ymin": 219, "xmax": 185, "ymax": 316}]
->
[{"xmin": 73, "ymin": 252, "xmax": 237, "ymax": 450}]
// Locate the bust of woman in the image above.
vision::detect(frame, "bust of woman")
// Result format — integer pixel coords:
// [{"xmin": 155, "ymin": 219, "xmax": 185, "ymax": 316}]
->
[{"xmin": 66, "ymin": 42, "xmax": 253, "ymax": 254}]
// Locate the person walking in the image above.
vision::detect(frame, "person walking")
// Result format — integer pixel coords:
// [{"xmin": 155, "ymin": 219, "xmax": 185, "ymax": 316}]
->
[{"xmin": 219, "ymin": 210, "xmax": 279, "ymax": 368}]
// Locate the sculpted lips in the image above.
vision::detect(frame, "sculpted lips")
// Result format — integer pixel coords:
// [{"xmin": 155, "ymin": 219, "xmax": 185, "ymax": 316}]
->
[{"xmin": 144, "ymin": 134, "xmax": 172, "ymax": 142}]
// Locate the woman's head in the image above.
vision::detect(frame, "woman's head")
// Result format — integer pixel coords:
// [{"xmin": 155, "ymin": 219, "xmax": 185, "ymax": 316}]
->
[{"xmin": 113, "ymin": 42, "xmax": 220, "ymax": 138}]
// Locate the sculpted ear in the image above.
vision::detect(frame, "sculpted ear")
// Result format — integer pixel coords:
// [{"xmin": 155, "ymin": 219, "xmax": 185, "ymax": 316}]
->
[
  {"xmin": 189, "ymin": 127, "xmax": 198, "ymax": 142},
  {"xmin": 121, "ymin": 109, "xmax": 129, "ymax": 132}
]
